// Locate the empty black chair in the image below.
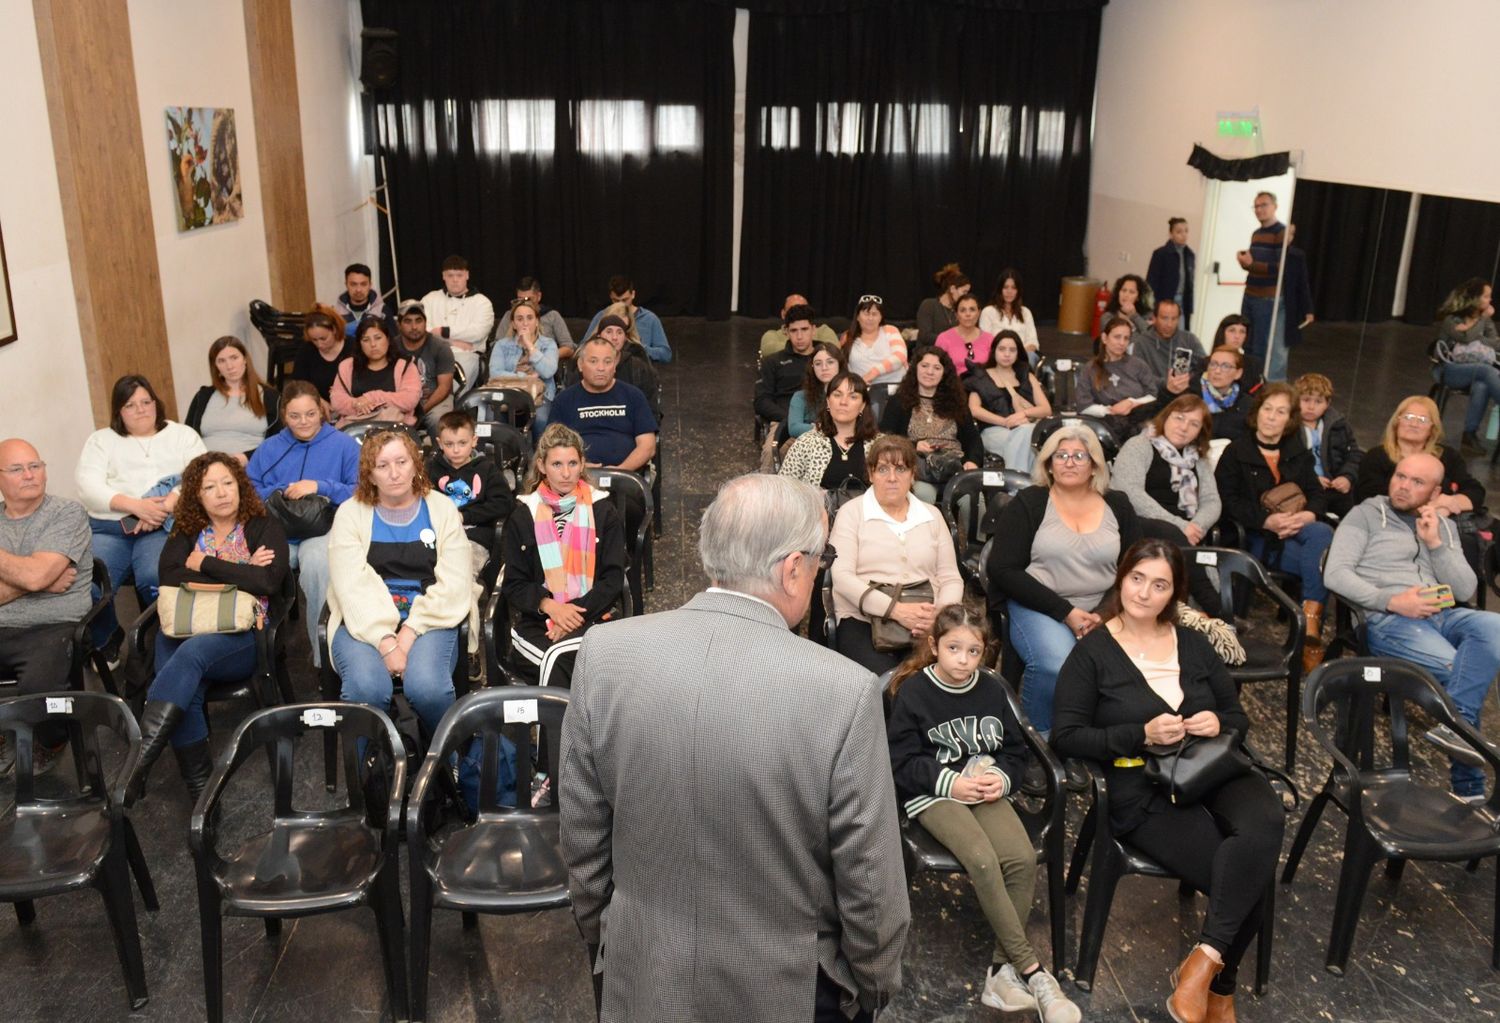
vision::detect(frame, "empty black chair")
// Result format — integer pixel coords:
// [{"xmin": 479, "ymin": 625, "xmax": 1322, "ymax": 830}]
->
[
  {"xmin": 407, "ymin": 686, "xmax": 571, "ymax": 1020},
  {"xmin": 1032, "ymin": 414, "xmax": 1120, "ymax": 462},
  {"xmin": 75, "ymin": 560, "xmax": 123, "ymax": 696},
  {"xmin": 459, "ymin": 386, "xmax": 535, "ymax": 433},
  {"xmin": 0, "ymin": 691, "xmax": 159, "ymax": 1010},
  {"xmin": 1190, "ymin": 546, "xmax": 1307, "ymax": 769},
  {"xmin": 942, "ymin": 468, "xmax": 1029, "ymax": 590},
  {"xmin": 470, "ymin": 420, "xmax": 531, "ymax": 487},
  {"xmin": 591, "ymin": 468, "xmax": 654, "ymax": 616},
  {"xmin": 897, "ymin": 669, "xmax": 1069, "ymax": 974},
  {"xmin": 190, "ymin": 702, "xmax": 408, "ymax": 1023},
  {"xmin": 1286, "ymin": 657, "xmax": 1500, "ymax": 973},
  {"xmin": 248, "ymin": 299, "xmax": 307, "ymax": 389}
]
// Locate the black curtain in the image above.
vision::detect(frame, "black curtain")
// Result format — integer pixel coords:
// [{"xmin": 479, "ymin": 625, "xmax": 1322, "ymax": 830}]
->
[
  {"xmin": 1402, "ymin": 194, "xmax": 1500, "ymax": 324},
  {"xmin": 1289, "ymin": 179, "xmax": 1409, "ymax": 323},
  {"xmin": 360, "ymin": 0, "xmax": 735, "ymax": 317},
  {"xmin": 738, "ymin": 1, "xmax": 1103, "ymax": 320}
]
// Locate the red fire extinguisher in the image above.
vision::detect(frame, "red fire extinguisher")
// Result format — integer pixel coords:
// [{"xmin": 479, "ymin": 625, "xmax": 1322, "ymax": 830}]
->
[{"xmin": 1090, "ymin": 284, "xmax": 1110, "ymax": 338}]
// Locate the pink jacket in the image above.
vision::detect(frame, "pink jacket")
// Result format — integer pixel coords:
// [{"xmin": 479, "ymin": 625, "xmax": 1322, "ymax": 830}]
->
[{"xmin": 330, "ymin": 356, "xmax": 423, "ymax": 426}]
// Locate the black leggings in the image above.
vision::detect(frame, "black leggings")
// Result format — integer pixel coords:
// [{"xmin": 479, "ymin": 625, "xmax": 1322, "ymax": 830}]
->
[
  {"xmin": 1122, "ymin": 771, "xmax": 1283, "ymax": 991},
  {"xmin": 834, "ymin": 618, "xmax": 906, "ymax": 676},
  {"xmin": 1139, "ymin": 517, "xmax": 1224, "ymax": 618}
]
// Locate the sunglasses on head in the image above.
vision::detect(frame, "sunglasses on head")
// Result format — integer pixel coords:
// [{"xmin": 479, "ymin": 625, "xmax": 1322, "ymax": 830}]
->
[{"xmin": 859, "ymin": 295, "xmax": 884, "ymax": 306}]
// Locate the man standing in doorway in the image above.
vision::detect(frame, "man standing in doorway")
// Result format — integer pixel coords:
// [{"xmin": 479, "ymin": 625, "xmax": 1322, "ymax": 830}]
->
[{"xmin": 1237, "ymin": 192, "xmax": 1288, "ymax": 381}]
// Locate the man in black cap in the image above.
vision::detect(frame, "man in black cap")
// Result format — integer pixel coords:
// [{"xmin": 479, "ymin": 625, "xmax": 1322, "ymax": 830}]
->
[
  {"xmin": 395, "ymin": 299, "xmax": 458, "ymax": 436},
  {"xmin": 419, "ymin": 255, "xmax": 492, "ymax": 392}
]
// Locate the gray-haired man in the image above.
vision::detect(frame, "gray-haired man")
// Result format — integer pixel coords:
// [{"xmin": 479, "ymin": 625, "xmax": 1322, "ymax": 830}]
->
[{"xmin": 561, "ymin": 473, "xmax": 909, "ymax": 1022}]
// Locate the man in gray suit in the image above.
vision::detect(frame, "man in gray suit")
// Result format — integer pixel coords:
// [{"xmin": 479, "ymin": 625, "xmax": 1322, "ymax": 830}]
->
[{"xmin": 561, "ymin": 473, "xmax": 910, "ymax": 1022}]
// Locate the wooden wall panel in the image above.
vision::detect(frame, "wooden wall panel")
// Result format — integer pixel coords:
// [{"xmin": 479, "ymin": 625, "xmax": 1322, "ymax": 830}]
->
[
  {"xmin": 34, "ymin": 0, "xmax": 176, "ymax": 423},
  {"xmin": 243, "ymin": 0, "xmax": 316, "ymax": 312}
]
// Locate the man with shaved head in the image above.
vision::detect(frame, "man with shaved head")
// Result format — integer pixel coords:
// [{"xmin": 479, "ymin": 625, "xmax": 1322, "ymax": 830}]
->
[
  {"xmin": 1325, "ymin": 452, "xmax": 1500, "ymax": 800},
  {"xmin": 0, "ymin": 438, "xmax": 94, "ymax": 773}
]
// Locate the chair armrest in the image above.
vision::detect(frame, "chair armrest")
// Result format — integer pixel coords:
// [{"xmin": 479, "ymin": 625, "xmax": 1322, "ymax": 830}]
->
[
  {"xmin": 1255, "ymin": 576, "xmax": 1307, "ymax": 660},
  {"xmin": 127, "ymin": 601, "xmax": 161, "ymax": 665}
]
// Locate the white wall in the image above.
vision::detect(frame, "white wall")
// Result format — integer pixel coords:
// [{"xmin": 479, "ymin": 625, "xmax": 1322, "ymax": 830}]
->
[{"xmin": 1087, "ymin": 0, "xmax": 1500, "ymax": 280}]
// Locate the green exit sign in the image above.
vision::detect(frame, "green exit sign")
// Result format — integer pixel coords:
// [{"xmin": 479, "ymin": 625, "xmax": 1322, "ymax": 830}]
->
[{"xmin": 1218, "ymin": 118, "xmax": 1259, "ymax": 138}]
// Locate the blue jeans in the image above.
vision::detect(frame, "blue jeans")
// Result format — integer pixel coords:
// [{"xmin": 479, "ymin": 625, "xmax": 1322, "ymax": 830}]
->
[
  {"xmin": 148, "ymin": 631, "xmax": 258, "ymax": 747},
  {"xmin": 1007, "ymin": 600, "xmax": 1078, "ymax": 734},
  {"xmin": 89, "ymin": 517, "xmax": 169, "ymax": 644},
  {"xmin": 1439, "ymin": 361, "xmax": 1500, "ymax": 435},
  {"xmin": 980, "ymin": 424, "xmax": 1037, "ymax": 473},
  {"xmin": 290, "ymin": 536, "xmax": 331, "ymax": 666},
  {"xmin": 1242, "ymin": 294, "xmax": 1287, "ymax": 382},
  {"xmin": 331, "ymin": 624, "xmax": 458, "ymax": 734},
  {"xmin": 1247, "ymin": 522, "xmax": 1332, "ymax": 604},
  {"xmin": 1365, "ymin": 606, "xmax": 1500, "ymax": 796}
]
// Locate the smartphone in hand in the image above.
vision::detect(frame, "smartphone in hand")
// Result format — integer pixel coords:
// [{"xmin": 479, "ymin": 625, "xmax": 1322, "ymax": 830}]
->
[
  {"xmin": 120, "ymin": 515, "xmax": 141, "ymax": 533},
  {"xmin": 1171, "ymin": 347, "xmax": 1193, "ymax": 376}
]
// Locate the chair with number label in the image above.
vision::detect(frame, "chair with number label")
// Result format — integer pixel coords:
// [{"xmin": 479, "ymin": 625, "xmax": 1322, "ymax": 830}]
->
[{"xmin": 459, "ymin": 387, "xmax": 535, "ymax": 435}]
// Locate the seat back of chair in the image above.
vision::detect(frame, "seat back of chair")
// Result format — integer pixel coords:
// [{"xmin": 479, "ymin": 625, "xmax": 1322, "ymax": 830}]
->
[
  {"xmin": 459, "ymin": 387, "xmax": 535, "ymax": 431},
  {"xmin": 0, "ymin": 691, "xmax": 139, "ymax": 808},
  {"xmin": 472, "ymin": 421, "xmax": 531, "ymax": 487},
  {"xmin": 1032, "ymin": 414, "xmax": 1120, "ymax": 463},
  {"xmin": 420, "ymin": 687, "xmax": 570, "ymax": 817},
  {"xmin": 591, "ymin": 469, "xmax": 653, "ymax": 561},
  {"xmin": 1303, "ymin": 657, "xmax": 1458, "ymax": 775}
]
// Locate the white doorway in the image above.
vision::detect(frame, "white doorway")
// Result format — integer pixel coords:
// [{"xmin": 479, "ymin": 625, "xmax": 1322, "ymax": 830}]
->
[{"xmin": 1193, "ymin": 170, "xmax": 1297, "ymax": 349}]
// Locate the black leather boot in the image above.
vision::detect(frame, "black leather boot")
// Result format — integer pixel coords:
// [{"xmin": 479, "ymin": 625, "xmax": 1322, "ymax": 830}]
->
[
  {"xmin": 174, "ymin": 739, "xmax": 215, "ymax": 805},
  {"xmin": 126, "ymin": 701, "xmax": 184, "ymax": 805}
]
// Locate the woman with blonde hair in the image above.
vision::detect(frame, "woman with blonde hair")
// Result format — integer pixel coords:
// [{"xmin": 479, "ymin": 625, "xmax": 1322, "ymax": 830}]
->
[
  {"xmin": 499, "ymin": 423, "xmax": 626, "ymax": 686},
  {"xmin": 1354, "ymin": 394, "xmax": 1485, "ymax": 513}
]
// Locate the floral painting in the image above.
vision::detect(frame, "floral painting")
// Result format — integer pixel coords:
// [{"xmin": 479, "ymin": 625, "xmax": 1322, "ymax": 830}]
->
[{"xmin": 165, "ymin": 106, "xmax": 243, "ymax": 231}]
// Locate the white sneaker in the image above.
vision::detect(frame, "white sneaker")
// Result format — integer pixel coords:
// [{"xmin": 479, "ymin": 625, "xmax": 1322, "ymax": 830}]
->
[
  {"xmin": 980, "ymin": 963, "xmax": 1036, "ymax": 1012},
  {"xmin": 1027, "ymin": 968, "xmax": 1082, "ymax": 1023}
]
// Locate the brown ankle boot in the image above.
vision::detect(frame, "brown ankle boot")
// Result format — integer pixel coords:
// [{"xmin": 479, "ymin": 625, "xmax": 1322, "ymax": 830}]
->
[
  {"xmin": 1205, "ymin": 991, "xmax": 1236, "ymax": 1023},
  {"xmin": 1302, "ymin": 600, "xmax": 1324, "ymax": 642},
  {"xmin": 1167, "ymin": 946, "xmax": 1223, "ymax": 1023}
]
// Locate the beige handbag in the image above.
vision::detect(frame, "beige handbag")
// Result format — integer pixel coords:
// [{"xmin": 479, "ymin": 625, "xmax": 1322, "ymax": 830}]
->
[
  {"xmin": 158, "ymin": 582, "xmax": 261, "ymax": 638},
  {"xmin": 483, "ymin": 374, "xmax": 547, "ymax": 406},
  {"xmin": 1259, "ymin": 481, "xmax": 1307, "ymax": 515}
]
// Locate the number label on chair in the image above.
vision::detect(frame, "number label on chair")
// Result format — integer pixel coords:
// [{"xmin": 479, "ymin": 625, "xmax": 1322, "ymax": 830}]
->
[
  {"xmin": 475, "ymin": 423, "xmax": 492, "ymax": 438},
  {"xmin": 45, "ymin": 697, "xmax": 73, "ymax": 715},
  {"xmin": 1195, "ymin": 551, "xmax": 1218, "ymax": 566},
  {"xmin": 1064, "ymin": 418, "xmax": 1082, "ymax": 429},
  {"xmin": 1363, "ymin": 666, "xmax": 1382, "ymax": 681},
  {"xmin": 301, "ymin": 708, "xmax": 340, "ymax": 728},
  {"xmin": 983, "ymin": 471, "xmax": 1003, "ymax": 487},
  {"xmin": 505, "ymin": 699, "xmax": 539, "ymax": 724},
  {"xmin": 597, "ymin": 476, "xmax": 613, "ymax": 489},
  {"xmin": 1054, "ymin": 358, "xmax": 1074, "ymax": 371}
]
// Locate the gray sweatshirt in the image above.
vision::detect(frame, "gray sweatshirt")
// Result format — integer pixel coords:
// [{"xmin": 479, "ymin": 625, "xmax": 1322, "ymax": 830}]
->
[
  {"xmin": 1324, "ymin": 496, "xmax": 1475, "ymax": 613},
  {"xmin": 1129, "ymin": 325, "xmax": 1205, "ymax": 389}
]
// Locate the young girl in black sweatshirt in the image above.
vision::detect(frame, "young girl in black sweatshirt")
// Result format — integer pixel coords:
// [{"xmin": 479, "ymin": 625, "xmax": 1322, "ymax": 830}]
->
[{"xmin": 886, "ymin": 604, "xmax": 1082, "ymax": 1023}]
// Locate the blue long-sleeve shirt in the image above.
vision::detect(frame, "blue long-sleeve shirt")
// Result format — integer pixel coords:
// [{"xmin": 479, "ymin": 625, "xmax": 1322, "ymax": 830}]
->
[
  {"xmin": 488, "ymin": 336, "xmax": 560, "ymax": 399},
  {"xmin": 584, "ymin": 306, "xmax": 672, "ymax": 363},
  {"xmin": 246, "ymin": 424, "xmax": 361, "ymax": 506}
]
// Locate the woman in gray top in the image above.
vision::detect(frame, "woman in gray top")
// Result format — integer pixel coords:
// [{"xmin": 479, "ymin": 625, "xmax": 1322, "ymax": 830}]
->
[
  {"xmin": 184, "ymin": 336, "xmax": 280, "ymax": 464},
  {"xmin": 1077, "ymin": 315, "xmax": 1158, "ymax": 441},
  {"xmin": 1434, "ymin": 277, "xmax": 1500, "ymax": 452}
]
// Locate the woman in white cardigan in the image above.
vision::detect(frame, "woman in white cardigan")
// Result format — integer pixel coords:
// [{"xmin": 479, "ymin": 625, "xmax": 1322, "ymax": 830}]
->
[
  {"xmin": 829, "ymin": 435, "xmax": 964, "ymax": 674},
  {"xmin": 326, "ymin": 429, "xmax": 476, "ymax": 731},
  {"xmin": 75, "ymin": 374, "xmax": 206, "ymax": 642}
]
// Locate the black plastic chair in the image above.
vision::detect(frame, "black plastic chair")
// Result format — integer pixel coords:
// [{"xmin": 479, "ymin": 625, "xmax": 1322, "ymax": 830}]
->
[
  {"xmin": 1031, "ymin": 414, "xmax": 1121, "ymax": 463},
  {"xmin": 190, "ymin": 701, "xmax": 408, "ymax": 1023},
  {"xmin": 407, "ymin": 687, "xmax": 571, "ymax": 1020},
  {"xmin": 1284, "ymin": 657, "xmax": 1500, "ymax": 972},
  {"xmin": 0, "ymin": 691, "xmax": 159, "ymax": 1010},
  {"xmin": 1064, "ymin": 759, "xmax": 1275, "ymax": 994},
  {"xmin": 1189, "ymin": 546, "xmax": 1307, "ymax": 769},
  {"xmin": 485, "ymin": 567, "xmax": 630, "ymax": 689},
  {"xmin": 249, "ymin": 299, "xmax": 308, "ymax": 389},
  {"xmin": 592, "ymin": 468, "xmax": 654, "ymax": 616},
  {"xmin": 339, "ymin": 420, "xmax": 427, "ymax": 449},
  {"xmin": 941, "ymin": 468, "xmax": 1029, "ymax": 591},
  {"xmin": 897, "ymin": 670, "xmax": 1069, "ymax": 973},
  {"xmin": 76, "ymin": 560, "xmax": 123, "ymax": 696},
  {"xmin": 470, "ymin": 420, "xmax": 531, "ymax": 486},
  {"xmin": 458, "ymin": 386, "xmax": 535, "ymax": 433}
]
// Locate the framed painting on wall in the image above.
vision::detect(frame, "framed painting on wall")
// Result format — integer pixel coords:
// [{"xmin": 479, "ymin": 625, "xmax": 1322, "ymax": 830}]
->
[
  {"xmin": 165, "ymin": 106, "xmax": 243, "ymax": 232},
  {"xmin": 0, "ymin": 219, "xmax": 15, "ymax": 347}
]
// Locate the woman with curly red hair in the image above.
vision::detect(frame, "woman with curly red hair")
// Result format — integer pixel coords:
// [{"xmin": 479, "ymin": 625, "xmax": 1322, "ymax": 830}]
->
[{"xmin": 128, "ymin": 452, "xmax": 288, "ymax": 804}]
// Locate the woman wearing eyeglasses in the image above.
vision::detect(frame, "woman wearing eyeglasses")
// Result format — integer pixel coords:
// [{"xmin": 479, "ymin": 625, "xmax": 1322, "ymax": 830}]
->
[
  {"xmin": 1353, "ymin": 395, "xmax": 1485, "ymax": 513},
  {"xmin": 841, "ymin": 295, "xmax": 908, "ymax": 387},
  {"xmin": 985, "ymin": 424, "xmax": 1140, "ymax": 735},
  {"xmin": 828, "ymin": 435, "xmax": 964, "ymax": 673},
  {"xmin": 933, "ymin": 294, "xmax": 992, "ymax": 376}
]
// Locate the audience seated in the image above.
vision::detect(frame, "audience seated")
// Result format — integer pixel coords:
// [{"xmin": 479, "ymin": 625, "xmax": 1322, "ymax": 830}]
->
[
  {"xmin": 183, "ymin": 336, "xmax": 280, "ymax": 464},
  {"xmin": 1209, "ymin": 314, "xmax": 1263, "ymax": 391},
  {"xmin": 879, "ymin": 347, "xmax": 981, "ymax": 502},
  {"xmin": 1111, "ymin": 395, "xmax": 1224, "ymax": 616},
  {"xmin": 326, "ymin": 429, "xmax": 475, "ymax": 737},
  {"xmin": 1214, "ymin": 382, "xmax": 1332, "ymax": 670},
  {"xmin": 583, "ymin": 275, "xmax": 672, "ymax": 363},
  {"xmin": 1433, "ymin": 277, "xmax": 1500, "ymax": 456},
  {"xmin": 1077, "ymin": 315, "xmax": 1158, "ymax": 438},
  {"xmin": 842, "ymin": 295, "xmax": 909, "ymax": 387},
  {"xmin": 886, "ymin": 603, "xmax": 1081, "ymax": 1022},
  {"xmin": 1294, "ymin": 372, "xmax": 1362, "ymax": 518},
  {"xmin": 290, "ymin": 306, "xmax": 353, "ymax": 414},
  {"xmin": 985, "ymin": 423, "xmax": 1140, "ymax": 734},
  {"xmin": 1053, "ymin": 539, "xmax": 1282, "ymax": 1023},
  {"xmin": 500, "ymin": 423, "xmax": 626, "ymax": 686},
  {"xmin": 933, "ymin": 293, "xmax": 992, "ymax": 376},
  {"xmin": 829, "ymin": 436, "xmax": 963, "ymax": 673},
  {"xmin": 559, "ymin": 312, "xmax": 664, "ymax": 421},
  {"xmin": 1145, "ymin": 217, "xmax": 1196, "ymax": 330},
  {"xmin": 550, "ymin": 337, "xmax": 658, "ymax": 479},
  {"xmin": 331, "ymin": 262, "xmax": 384, "ymax": 336},
  {"xmin": 418, "ymin": 254, "xmax": 492, "ymax": 387},
  {"xmin": 1129, "ymin": 298, "xmax": 1204, "ymax": 391},
  {"xmin": 978, "ymin": 269, "xmax": 1039, "ymax": 364},
  {"xmin": 495, "ymin": 276, "xmax": 575, "ymax": 355},
  {"xmin": 755, "ymin": 303, "xmax": 818, "ymax": 466},
  {"xmin": 1163, "ymin": 344, "xmax": 1253, "ymax": 445},
  {"xmin": 779, "ymin": 371, "xmax": 877, "ymax": 494},
  {"xmin": 127, "ymin": 452, "xmax": 288, "ymax": 805},
  {"xmin": 758, "ymin": 292, "xmax": 840, "ymax": 360},
  {"xmin": 916, "ymin": 264, "xmax": 972, "ymax": 349},
  {"xmin": 393, "ymin": 299, "xmax": 458, "ymax": 436},
  {"xmin": 785, "ymin": 342, "xmax": 844, "ymax": 441},
  {"xmin": 1104, "ymin": 273, "xmax": 1152, "ymax": 334},
  {"xmin": 330, "ymin": 316, "xmax": 423, "ymax": 426},
  {"xmin": 76, "ymin": 374, "xmax": 207, "ymax": 641},
  {"xmin": 1324, "ymin": 450, "xmax": 1500, "ymax": 801},
  {"xmin": 1355, "ymin": 395, "xmax": 1485, "ymax": 512},
  {"xmin": 0, "ymin": 437, "xmax": 94, "ymax": 773},
  {"xmin": 966, "ymin": 330, "xmax": 1051, "ymax": 473},
  {"xmin": 425, "ymin": 410, "xmax": 514, "ymax": 579},
  {"xmin": 488, "ymin": 298, "xmax": 560, "ymax": 429}
]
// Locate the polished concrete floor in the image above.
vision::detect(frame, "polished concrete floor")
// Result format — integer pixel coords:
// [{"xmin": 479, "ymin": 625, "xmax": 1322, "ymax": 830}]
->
[{"xmin": 5, "ymin": 316, "xmax": 1500, "ymax": 1021}]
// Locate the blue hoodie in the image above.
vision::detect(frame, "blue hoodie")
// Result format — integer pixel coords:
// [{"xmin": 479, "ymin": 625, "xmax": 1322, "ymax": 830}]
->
[{"xmin": 247, "ymin": 424, "xmax": 361, "ymax": 506}]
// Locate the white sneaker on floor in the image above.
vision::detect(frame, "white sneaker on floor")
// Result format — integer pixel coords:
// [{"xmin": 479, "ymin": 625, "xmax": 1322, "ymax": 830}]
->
[
  {"xmin": 1027, "ymin": 968, "xmax": 1082, "ymax": 1023},
  {"xmin": 980, "ymin": 963, "xmax": 1035, "ymax": 1012}
]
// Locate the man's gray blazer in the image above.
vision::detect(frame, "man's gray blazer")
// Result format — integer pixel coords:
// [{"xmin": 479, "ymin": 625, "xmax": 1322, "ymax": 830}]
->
[{"xmin": 560, "ymin": 589, "xmax": 910, "ymax": 1022}]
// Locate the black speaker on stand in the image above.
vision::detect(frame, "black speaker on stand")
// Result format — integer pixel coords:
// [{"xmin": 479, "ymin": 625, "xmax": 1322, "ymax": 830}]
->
[{"xmin": 359, "ymin": 27, "xmax": 401, "ymax": 303}]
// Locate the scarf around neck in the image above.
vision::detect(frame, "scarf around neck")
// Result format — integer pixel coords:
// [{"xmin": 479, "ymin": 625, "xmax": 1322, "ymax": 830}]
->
[
  {"xmin": 1146, "ymin": 427, "xmax": 1201, "ymax": 519},
  {"xmin": 197, "ymin": 521, "xmax": 270, "ymax": 619},
  {"xmin": 524, "ymin": 480, "xmax": 597, "ymax": 603},
  {"xmin": 1200, "ymin": 376, "xmax": 1240, "ymax": 414}
]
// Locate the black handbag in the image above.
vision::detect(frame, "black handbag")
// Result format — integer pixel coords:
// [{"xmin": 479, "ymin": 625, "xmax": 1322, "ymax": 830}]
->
[
  {"xmin": 266, "ymin": 489, "xmax": 334, "ymax": 540},
  {"xmin": 1143, "ymin": 729, "xmax": 1251, "ymax": 805}
]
